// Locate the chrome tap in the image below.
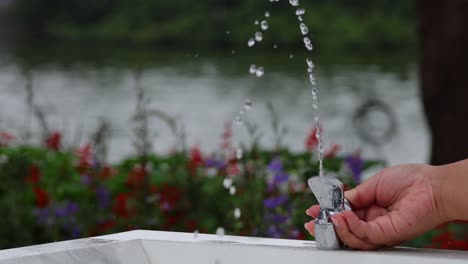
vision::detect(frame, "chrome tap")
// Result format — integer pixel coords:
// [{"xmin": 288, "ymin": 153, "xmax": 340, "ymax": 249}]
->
[{"xmin": 308, "ymin": 175, "xmax": 352, "ymax": 250}]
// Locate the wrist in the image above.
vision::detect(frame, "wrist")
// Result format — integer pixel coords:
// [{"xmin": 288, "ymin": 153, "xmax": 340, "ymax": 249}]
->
[{"xmin": 432, "ymin": 160, "xmax": 468, "ymax": 221}]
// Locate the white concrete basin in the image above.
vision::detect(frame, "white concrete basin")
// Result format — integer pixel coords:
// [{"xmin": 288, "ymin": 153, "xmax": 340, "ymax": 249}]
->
[{"xmin": 0, "ymin": 230, "xmax": 467, "ymax": 264}]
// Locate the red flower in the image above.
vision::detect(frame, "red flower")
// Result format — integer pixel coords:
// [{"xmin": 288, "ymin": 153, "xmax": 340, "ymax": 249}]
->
[
  {"xmin": 188, "ymin": 146, "xmax": 204, "ymax": 174},
  {"xmin": 100, "ymin": 165, "xmax": 117, "ymax": 180},
  {"xmin": 126, "ymin": 165, "xmax": 145, "ymax": 187},
  {"xmin": 325, "ymin": 144, "xmax": 341, "ymax": 158},
  {"xmin": 25, "ymin": 165, "xmax": 41, "ymax": 184},
  {"xmin": 44, "ymin": 131, "xmax": 61, "ymax": 151},
  {"xmin": 0, "ymin": 131, "xmax": 15, "ymax": 146},
  {"xmin": 76, "ymin": 144, "xmax": 92, "ymax": 166},
  {"xmin": 97, "ymin": 220, "xmax": 116, "ymax": 233},
  {"xmin": 305, "ymin": 126, "xmax": 320, "ymax": 151},
  {"xmin": 158, "ymin": 184, "xmax": 183, "ymax": 211},
  {"xmin": 113, "ymin": 193, "xmax": 130, "ymax": 218},
  {"xmin": 33, "ymin": 187, "xmax": 49, "ymax": 208}
]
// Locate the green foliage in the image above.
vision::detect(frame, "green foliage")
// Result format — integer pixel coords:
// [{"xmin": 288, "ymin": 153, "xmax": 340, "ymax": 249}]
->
[
  {"xmin": 14, "ymin": 0, "xmax": 417, "ymax": 52},
  {"xmin": 0, "ymin": 145, "xmax": 384, "ymax": 249}
]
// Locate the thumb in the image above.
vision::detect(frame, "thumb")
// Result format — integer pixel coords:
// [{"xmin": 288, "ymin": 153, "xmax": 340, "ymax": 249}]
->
[{"xmin": 345, "ymin": 170, "xmax": 383, "ymax": 209}]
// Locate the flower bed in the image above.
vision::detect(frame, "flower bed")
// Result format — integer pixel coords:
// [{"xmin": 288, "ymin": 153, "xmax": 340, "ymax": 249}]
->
[{"xmin": 0, "ymin": 129, "xmax": 466, "ymax": 250}]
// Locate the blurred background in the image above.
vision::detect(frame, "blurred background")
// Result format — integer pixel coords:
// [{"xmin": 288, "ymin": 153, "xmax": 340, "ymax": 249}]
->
[{"xmin": 0, "ymin": 0, "xmax": 466, "ymax": 251}]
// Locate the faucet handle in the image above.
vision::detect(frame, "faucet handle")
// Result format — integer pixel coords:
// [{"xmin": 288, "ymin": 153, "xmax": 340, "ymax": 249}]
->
[
  {"xmin": 308, "ymin": 175, "xmax": 345, "ymax": 211},
  {"xmin": 308, "ymin": 175, "xmax": 352, "ymax": 250}
]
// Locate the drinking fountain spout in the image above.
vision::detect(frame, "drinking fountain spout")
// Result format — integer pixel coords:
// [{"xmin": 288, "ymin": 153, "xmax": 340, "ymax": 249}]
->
[{"xmin": 308, "ymin": 175, "xmax": 352, "ymax": 250}]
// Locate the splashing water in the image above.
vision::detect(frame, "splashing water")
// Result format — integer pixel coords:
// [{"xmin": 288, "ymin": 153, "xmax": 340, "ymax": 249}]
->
[
  {"xmin": 236, "ymin": 148, "xmax": 243, "ymax": 159},
  {"xmin": 299, "ymin": 23, "xmax": 309, "ymax": 35},
  {"xmin": 229, "ymin": 186, "xmax": 237, "ymax": 195},
  {"xmin": 265, "ymin": 11, "xmax": 270, "ymax": 17},
  {"xmin": 255, "ymin": 67, "xmax": 264, "ymax": 77},
  {"xmin": 249, "ymin": 64, "xmax": 257, "ymax": 74},
  {"xmin": 216, "ymin": 227, "xmax": 225, "ymax": 238},
  {"xmin": 234, "ymin": 208, "xmax": 241, "ymax": 219},
  {"xmin": 296, "ymin": 8, "xmax": 305, "ymax": 16},
  {"xmin": 261, "ymin": 20, "xmax": 269, "ymax": 31},
  {"xmin": 248, "ymin": 38, "xmax": 255, "ymax": 47},
  {"xmin": 255, "ymin": 32, "xmax": 263, "ymax": 42},
  {"xmin": 223, "ymin": 178, "xmax": 233, "ymax": 189},
  {"xmin": 289, "ymin": 0, "xmax": 300, "ymax": 6}
]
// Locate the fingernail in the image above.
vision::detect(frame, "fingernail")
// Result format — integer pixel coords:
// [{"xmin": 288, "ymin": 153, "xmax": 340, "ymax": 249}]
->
[
  {"xmin": 304, "ymin": 223, "xmax": 308, "ymax": 229},
  {"xmin": 331, "ymin": 217, "xmax": 340, "ymax": 228},
  {"xmin": 305, "ymin": 209, "xmax": 310, "ymax": 216}
]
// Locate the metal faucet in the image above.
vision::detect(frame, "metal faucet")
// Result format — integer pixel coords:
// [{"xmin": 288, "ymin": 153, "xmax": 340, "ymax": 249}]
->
[{"xmin": 308, "ymin": 175, "xmax": 352, "ymax": 250}]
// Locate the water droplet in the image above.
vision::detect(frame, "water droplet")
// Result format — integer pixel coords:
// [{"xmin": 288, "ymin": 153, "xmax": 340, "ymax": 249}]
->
[
  {"xmin": 232, "ymin": 50, "xmax": 236, "ymax": 54},
  {"xmin": 314, "ymin": 113, "xmax": 319, "ymax": 121},
  {"xmin": 289, "ymin": 54, "xmax": 294, "ymax": 59},
  {"xmin": 194, "ymin": 53, "xmax": 199, "ymax": 58},
  {"xmin": 273, "ymin": 44, "xmax": 278, "ymax": 49},
  {"xmin": 306, "ymin": 58, "xmax": 314, "ymax": 68},
  {"xmin": 244, "ymin": 99, "xmax": 252, "ymax": 110},
  {"xmin": 296, "ymin": 8, "xmax": 305, "ymax": 16},
  {"xmin": 303, "ymin": 36, "xmax": 311, "ymax": 45},
  {"xmin": 193, "ymin": 230, "xmax": 199, "ymax": 239},
  {"xmin": 226, "ymin": 30, "xmax": 230, "ymax": 34},
  {"xmin": 315, "ymin": 129, "xmax": 321, "ymax": 139},
  {"xmin": 255, "ymin": 32, "xmax": 263, "ymax": 42},
  {"xmin": 305, "ymin": 42, "xmax": 314, "ymax": 51},
  {"xmin": 223, "ymin": 178, "xmax": 233, "ymax": 189},
  {"xmin": 265, "ymin": 11, "xmax": 270, "ymax": 17},
  {"xmin": 312, "ymin": 88, "xmax": 317, "ymax": 96},
  {"xmin": 313, "ymin": 94, "xmax": 318, "ymax": 101},
  {"xmin": 229, "ymin": 186, "xmax": 237, "ymax": 195},
  {"xmin": 313, "ymin": 102, "xmax": 319, "ymax": 109},
  {"xmin": 216, "ymin": 227, "xmax": 225, "ymax": 238},
  {"xmin": 234, "ymin": 116, "xmax": 243, "ymax": 125},
  {"xmin": 254, "ymin": 20, "xmax": 259, "ymax": 25},
  {"xmin": 236, "ymin": 148, "xmax": 243, "ymax": 159},
  {"xmin": 318, "ymin": 144, "xmax": 324, "ymax": 152},
  {"xmin": 289, "ymin": 0, "xmax": 299, "ymax": 6},
  {"xmin": 307, "ymin": 67, "xmax": 314, "ymax": 73},
  {"xmin": 309, "ymin": 73, "xmax": 316, "ymax": 85},
  {"xmin": 300, "ymin": 23, "xmax": 309, "ymax": 35},
  {"xmin": 261, "ymin": 20, "xmax": 269, "ymax": 31},
  {"xmin": 249, "ymin": 64, "xmax": 257, "ymax": 74},
  {"xmin": 248, "ymin": 38, "xmax": 255, "ymax": 47},
  {"xmin": 234, "ymin": 208, "xmax": 241, "ymax": 219},
  {"xmin": 298, "ymin": 16, "xmax": 303, "ymax": 22},
  {"xmin": 255, "ymin": 66, "xmax": 264, "ymax": 77}
]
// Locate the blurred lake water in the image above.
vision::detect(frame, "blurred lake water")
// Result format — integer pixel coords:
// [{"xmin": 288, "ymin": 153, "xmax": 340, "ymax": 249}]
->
[{"xmin": 0, "ymin": 44, "xmax": 428, "ymax": 166}]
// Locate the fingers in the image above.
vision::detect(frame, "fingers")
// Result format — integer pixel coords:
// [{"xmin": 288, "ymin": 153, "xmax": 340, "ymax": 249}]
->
[
  {"xmin": 331, "ymin": 214, "xmax": 379, "ymax": 250},
  {"xmin": 340, "ymin": 211, "xmax": 394, "ymax": 247},
  {"xmin": 345, "ymin": 169, "xmax": 384, "ymax": 209},
  {"xmin": 306, "ymin": 205, "xmax": 320, "ymax": 218},
  {"xmin": 304, "ymin": 220, "xmax": 315, "ymax": 237}
]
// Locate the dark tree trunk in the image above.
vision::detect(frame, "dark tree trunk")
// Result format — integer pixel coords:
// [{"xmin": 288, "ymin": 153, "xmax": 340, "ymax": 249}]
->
[{"xmin": 419, "ymin": 0, "xmax": 468, "ymax": 165}]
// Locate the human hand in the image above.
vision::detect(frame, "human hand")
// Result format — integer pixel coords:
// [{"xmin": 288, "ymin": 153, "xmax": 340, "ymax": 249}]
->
[{"xmin": 304, "ymin": 164, "xmax": 448, "ymax": 250}]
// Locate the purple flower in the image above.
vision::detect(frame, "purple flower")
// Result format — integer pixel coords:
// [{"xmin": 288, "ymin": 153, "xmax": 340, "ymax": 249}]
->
[
  {"xmin": 34, "ymin": 208, "xmax": 54, "ymax": 226},
  {"xmin": 81, "ymin": 175, "xmax": 92, "ymax": 185},
  {"xmin": 55, "ymin": 202, "xmax": 79, "ymax": 218},
  {"xmin": 263, "ymin": 195, "xmax": 288, "ymax": 209},
  {"xmin": 71, "ymin": 226, "xmax": 81, "ymax": 239},
  {"xmin": 345, "ymin": 155, "xmax": 364, "ymax": 183},
  {"xmin": 267, "ymin": 158, "xmax": 283, "ymax": 172},
  {"xmin": 265, "ymin": 210, "xmax": 291, "ymax": 224},
  {"xmin": 96, "ymin": 185, "xmax": 110, "ymax": 209},
  {"xmin": 205, "ymin": 159, "xmax": 227, "ymax": 169},
  {"xmin": 274, "ymin": 171, "xmax": 289, "ymax": 183},
  {"xmin": 267, "ymin": 225, "xmax": 282, "ymax": 238}
]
